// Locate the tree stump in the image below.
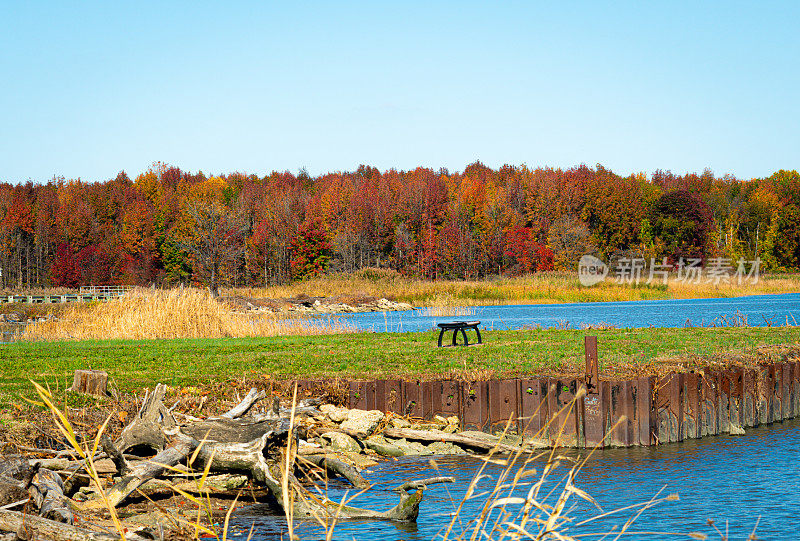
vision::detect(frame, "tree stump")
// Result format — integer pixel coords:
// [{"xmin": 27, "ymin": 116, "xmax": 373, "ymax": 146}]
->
[{"xmin": 68, "ymin": 370, "xmax": 108, "ymax": 397}]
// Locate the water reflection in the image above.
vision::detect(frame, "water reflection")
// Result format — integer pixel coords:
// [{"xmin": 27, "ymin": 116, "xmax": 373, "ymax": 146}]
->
[
  {"xmin": 337, "ymin": 293, "xmax": 800, "ymax": 333},
  {"xmin": 230, "ymin": 418, "xmax": 800, "ymax": 540}
]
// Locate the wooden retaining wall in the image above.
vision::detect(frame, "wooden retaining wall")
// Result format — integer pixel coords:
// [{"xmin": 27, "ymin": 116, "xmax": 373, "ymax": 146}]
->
[{"xmin": 291, "ymin": 359, "xmax": 800, "ymax": 448}]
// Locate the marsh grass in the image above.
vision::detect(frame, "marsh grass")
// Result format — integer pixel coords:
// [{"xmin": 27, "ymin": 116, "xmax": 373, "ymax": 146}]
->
[
  {"xmin": 418, "ymin": 295, "xmax": 479, "ymax": 317},
  {"xmin": 226, "ymin": 271, "xmax": 800, "ymax": 307},
  {"xmin": 21, "ymin": 288, "xmax": 358, "ymax": 341}
]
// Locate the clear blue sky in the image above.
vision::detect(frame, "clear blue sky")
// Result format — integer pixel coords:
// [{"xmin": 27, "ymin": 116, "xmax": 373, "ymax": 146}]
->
[{"xmin": 1, "ymin": 1, "xmax": 798, "ymax": 183}]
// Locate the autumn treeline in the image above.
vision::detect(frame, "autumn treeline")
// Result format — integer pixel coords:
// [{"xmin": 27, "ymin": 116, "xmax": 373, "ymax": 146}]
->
[{"xmin": 1, "ymin": 162, "xmax": 799, "ymax": 291}]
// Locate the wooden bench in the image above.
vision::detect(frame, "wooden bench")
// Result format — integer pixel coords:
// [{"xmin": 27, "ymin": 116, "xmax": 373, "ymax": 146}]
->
[{"xmin": 437, "ymin": 321, "xmax": 482, "ymax": 347}]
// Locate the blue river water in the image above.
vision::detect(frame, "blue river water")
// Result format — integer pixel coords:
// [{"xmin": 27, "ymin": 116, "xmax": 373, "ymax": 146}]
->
[
  {"xmin": 229, "ymin": 417, "xmax": 800, "ymax": 540},
  {"xmin": 337, "ymin": 293, "xmax": 800, "ymax": 333}
]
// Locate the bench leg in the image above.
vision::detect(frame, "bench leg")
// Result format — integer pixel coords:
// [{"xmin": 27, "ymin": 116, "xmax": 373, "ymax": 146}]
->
[
  {"xmin": 438, "ymin": 328, "xmax": 446, "ymax": 347},
  {"xmin": 474, "ymin": 326, "xmax": 482, "ymax": 344},
  {"xmin": 460, "ymin": 328, "xmax": 469, "ymax": 346},
  {"xmin": 451, "ymin": 330, "xmax": 458, "ymax": 346}
]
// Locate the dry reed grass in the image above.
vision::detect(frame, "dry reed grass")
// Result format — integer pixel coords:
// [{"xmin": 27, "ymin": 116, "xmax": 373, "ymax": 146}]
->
[
  {"xmin": 22, "ymin": 288, "xmax": 358, "ymax": 341},
  {"xmin": 434, "ymin": 388, "xmax": 717, "ymax": 540},
  {"xmin": 418, "ymin": 294, "xmax": 479, "ymax": 317},
  {"xmin": 226, "ymin": 271, "xmax": 800, "ymax": 308}
]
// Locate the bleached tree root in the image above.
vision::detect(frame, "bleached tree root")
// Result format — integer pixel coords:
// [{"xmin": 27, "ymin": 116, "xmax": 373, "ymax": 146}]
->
[
  {"xmin": 104, "ymin": 438, "xmax": 197, "ymax": 508},
  {"xmin": 115, "ymin": 384, "xmax": 176, "ymax": 454}
]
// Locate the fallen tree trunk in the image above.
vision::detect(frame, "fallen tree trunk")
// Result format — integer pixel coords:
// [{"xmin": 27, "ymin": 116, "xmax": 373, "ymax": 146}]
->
[
  {"xmin": 383, "ymin": 427, "xmax": 529, "ymax": 454},
  {"xmin": 0, "ymin": 509, "xmax": 149, "ymax": 541},
  {"xmin": 300, "ymin": 454, "xmax": 370, "ymax": 489}
]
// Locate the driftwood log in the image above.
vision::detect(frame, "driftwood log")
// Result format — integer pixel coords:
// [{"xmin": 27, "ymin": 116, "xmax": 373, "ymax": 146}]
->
[
  {"xmin": 383, "ymin": 427, "xmax": 532, "ymax": 453},
  {"xmin": 0, "ymin": 509, "xmax": 150, "ymax": 541},
  {"xmin": 115, "ymin": 384, "xmax": 176, "ymax": 454},
  {"xmin": 95, "ymin": 386, "xmax": 446, "ymax": 522},
  {"xmin": 2, "ymin": 383, "xmax": 461, "ymax": 538},
  {"xmin": 300, "ymin": 454, "xmax": 371, "ymax": 489}
]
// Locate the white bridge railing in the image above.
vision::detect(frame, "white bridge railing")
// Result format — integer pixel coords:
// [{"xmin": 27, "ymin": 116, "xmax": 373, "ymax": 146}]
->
[{"xmin": 79, "ymin": 285, "xmax": 133, "ymax": 297}]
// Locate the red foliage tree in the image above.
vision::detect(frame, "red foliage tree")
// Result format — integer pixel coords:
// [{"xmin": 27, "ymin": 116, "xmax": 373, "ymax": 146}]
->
[
  {"xmin": 50, "ymin": 243, "xmax": 81, "ymax": 287},
  {"xmin": 289, "ymin": 219, "xmax": 332, "ymax": 281},
  {"xmin": 503, "ymin": 226, "xmax": 553, "ymax": 274}
]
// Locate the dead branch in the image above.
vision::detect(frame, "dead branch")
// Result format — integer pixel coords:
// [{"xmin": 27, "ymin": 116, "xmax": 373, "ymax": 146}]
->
[
  {"xmin": 218, "ymin": 387, "xmax": 266, "ymax": 419},
  {"xmin": 99, "ymin": 435, "xmax": 129, "ymax": 476},
  {"xmin": 300, "ymin": 455, "xmax": 370, "ymax": 489},
  {"xmin": 104, "ymin": 438, "xmax": 197, "ymax": 508},
  {"xmin": 394, "ymin": 476, "xmax": 455, "ymax": 493}
]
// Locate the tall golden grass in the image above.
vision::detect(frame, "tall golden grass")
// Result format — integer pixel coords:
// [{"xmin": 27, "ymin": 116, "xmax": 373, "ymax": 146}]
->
[
  {"xmin": 227, "ymin": 270, "xmax": 800, "ymax": 307},
  {"xmin": 417, "ymin": 294, "xmax": 479, "ymax": 317},
  {"xmin": 23, "ymin": 288, "xmax": 358, "ymax": 341}
]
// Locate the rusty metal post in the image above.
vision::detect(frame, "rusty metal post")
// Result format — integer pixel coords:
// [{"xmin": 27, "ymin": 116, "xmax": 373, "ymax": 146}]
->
[
  {"xmin": 636, "ymin": 376, "xmax": 655, "ymax": 446},
  {"xmin": 718, "ymin": 371, "xmax": 731, "ymax": 433},
  {"xmin": 584, "ymin": 336, "xmax": 599, "ymax": 393},
  {"xmin": 683, "ymin": 373, "xmax": 700, "ymax": 440},
  {"xmin": 700, "ymin": 372, "xmax": 718, "ymax": 436},
  {"xmin": 548, "ymin": 379, "xmax": 578, "ymax": 447},
  {"xmin": 783, "ymin": 362, "xmax": 793, "ymax": 420},
  {"xmin": 489, "ymin": 379, "xmax": 521, "ymax": 434},
  {"xmin": 519, "ymin": 378, "xmax": 545, "ymax": 437},
  {"xmin": 376, "ymin": 379, "xmax": 403, "ymax": 413},
  {"xmin": 462, "ymin": 381, "xmax": 490, "ymax": 432},
  {"xmin": 401, "ymin": 379, "xmax": 433, "ymax": 420},
  {"xmin": 743, "ymin": 369, "xmax": 757, "ymax": 427},
  {"xmin": 437, "ymin": 380, "xmax": 461, "ymax": 418},
  {"xmin": 657, "ymin": 374, "xmax": 683, "ymax": 443},
  {"xmin": 610, "ymin": 381, "xmax": 635, "ymax": 447},
  {"xmin": 772, "ymin": 364, "xmax": 784, "ymax": 422},
  {"xmin": 757, "ymin": 365, "xmax": 772, "ymax": 425},
  {"xmin": 583, "ymin": 336, "xmax": 604, "ymax": 448},
  {"xmin": 349, "ymin": 380, "xmax": 371, "ymax": 410},
  {"xmin": 609, "ymin": 382, "xmax": 625, "ymax": 447},
  {"xmin": 793, "ymin": 361, "xmax": 800, "ymax": 416},
  {"xmin": 729, "ymin": 369, "xmax": 744, "ymax": 430}
]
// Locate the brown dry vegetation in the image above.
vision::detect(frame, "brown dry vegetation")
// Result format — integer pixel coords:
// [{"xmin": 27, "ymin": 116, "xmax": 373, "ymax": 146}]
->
[
  {"xmin": 21, "ymin": 288, "xmax": 358, "ymax": 341},
  {"xmin": 225, "ymin": 270, "xmax": 800, "ymax": 307}
]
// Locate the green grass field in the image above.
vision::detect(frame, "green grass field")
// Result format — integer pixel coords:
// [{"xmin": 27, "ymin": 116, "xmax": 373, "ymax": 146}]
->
[{"xmin": 2, "ymin": 326, "xmax": 798, "ymax": 406}]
